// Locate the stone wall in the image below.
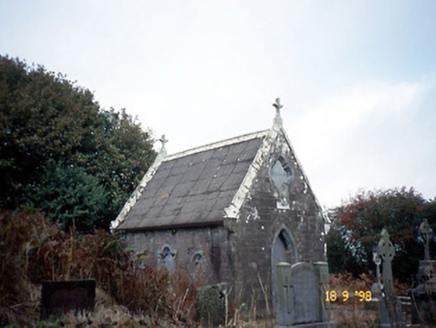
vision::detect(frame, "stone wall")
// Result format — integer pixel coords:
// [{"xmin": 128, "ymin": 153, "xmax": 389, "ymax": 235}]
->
[
  {"xmin": 122, "ymin": 225, "xmax": 229, "ymax": 283},
  {"xmin": 120, "ymin": 135, "xmax": 326, "ymax": 318},
  {"xmin": 223, "ymin": 140, "xmax": 326, "ymax": 315}
]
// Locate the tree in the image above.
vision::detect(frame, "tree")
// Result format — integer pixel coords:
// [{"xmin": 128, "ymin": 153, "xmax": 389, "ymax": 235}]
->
[
  {"xmin": 327, "ymin": 187, "xmax": 436, "ymax": 283},
  {"xmin": 0, "ymin": 55, "xmax": 156, "ymax": 231},
  {"xmin": 24, "ymin": 160, "xmax": 110, "ymax": 233}
]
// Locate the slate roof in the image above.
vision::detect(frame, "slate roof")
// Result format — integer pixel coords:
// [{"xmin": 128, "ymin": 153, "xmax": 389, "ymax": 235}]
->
[{"xmin": 117, "ymin": 131, "xmax": 268, "ymax": 230}]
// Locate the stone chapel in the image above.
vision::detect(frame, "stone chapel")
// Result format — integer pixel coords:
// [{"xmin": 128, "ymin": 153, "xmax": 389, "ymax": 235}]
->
[{"xmin": 111, "ymin": 99, "xmax": 328, "ymax": 314}]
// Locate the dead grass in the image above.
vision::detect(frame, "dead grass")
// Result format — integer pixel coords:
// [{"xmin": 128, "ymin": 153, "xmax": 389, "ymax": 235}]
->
[
  {"xmin": 1, "ymin": 209, "xmax": 417, "ymax": 327},
  {"xmin": 329, "ymin": 272, "xmax": 414, "ymax": 328},
  {"xmin": 0, "ymin": 209, "xmax": 201, "ymax": 327},
  {"xmin": 330, "ymin": 303, "xmax": 377, "ymax": 328}
]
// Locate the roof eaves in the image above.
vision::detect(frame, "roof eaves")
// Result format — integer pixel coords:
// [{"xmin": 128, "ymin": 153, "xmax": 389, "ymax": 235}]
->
[{"xmin": 116, "ymin": 220, "xmax": 224, "ymax": 233}]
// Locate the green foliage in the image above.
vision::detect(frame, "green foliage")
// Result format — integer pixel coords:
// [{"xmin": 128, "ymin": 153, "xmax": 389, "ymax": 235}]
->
[
  {"xmin": 326, "ymin": 224, "xmax": 360, "ymax": 274},
  {"xmin": 327, "ymin": 187, "xmax": 436, "ymax": 283},
  {"xmin": 24, "ymin": 160, "xmax": 110, "ymax": 233},
  {"xmin": 0, "ymin": 55, "xmax": 156, "ymax": 231}
]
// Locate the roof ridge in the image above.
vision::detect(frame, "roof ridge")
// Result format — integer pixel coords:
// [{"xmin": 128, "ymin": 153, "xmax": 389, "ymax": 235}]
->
[{"xmin": 163, "ymin": 129, "xmax": 269, "ymax": 161}]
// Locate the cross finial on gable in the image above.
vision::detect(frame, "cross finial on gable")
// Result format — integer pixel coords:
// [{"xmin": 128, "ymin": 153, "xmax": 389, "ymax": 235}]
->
[
  {"xmin": 159, "ymin": 134, "xmax": 168, "ymax": 157},
  {"xmin": 273, "ymin": 98, "xmax": 283, "ymax": 113},
  {"xmin": 272, "ymin": 97, "xmax": 283, "ymax": 127}
]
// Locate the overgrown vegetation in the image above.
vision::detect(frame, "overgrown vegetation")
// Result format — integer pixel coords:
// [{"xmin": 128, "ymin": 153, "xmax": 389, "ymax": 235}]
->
[
  {"xmin": 0, "ymin": 55, "xmax": 156, "ymax": 232},
  {"xmin": 327, "ymin": 187, "xmax": 436, "ymax": 283},
  {"xmin": 0, "ymin": 209, "xmax": 199, "ymax": 327},
  {"xmin": 329, "ymin": 273, "xmax": 378, "ymax": 328},
  {"xmin": 328, "ymin": 272, "xmax": 412, "ymax": 328}
]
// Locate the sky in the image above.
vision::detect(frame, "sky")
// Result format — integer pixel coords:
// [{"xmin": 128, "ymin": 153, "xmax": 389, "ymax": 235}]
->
[{"xmin": 1, "ymin": 0, "xmax": 436, "ymax": 208}]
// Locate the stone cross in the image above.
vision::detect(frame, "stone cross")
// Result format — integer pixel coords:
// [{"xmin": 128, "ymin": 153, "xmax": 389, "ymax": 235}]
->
[
  {"xmin": 373, "ymin": 249, "xmax": 382, "ymax": 286},
  {"xmin": 377, "ymin": 228, "xmax": 395, "ymax": 298},
  {"xmin": 419, "ymin": 218, "xmax": 433, "ymax": 261},
  {"xmin": 159, "ymin": 134, "xmax": 168, "ymax": 149},
  {"xmin": 375, "ymin": 229, "xmax": 404, "ymax": 327},
  {"xmin": 158, "ymin": 134, "xmax": 168, "ymax": 157},
  {"xmin": 273, "ymin": 98, "xmax": 283, "ymax": 114},
  {"xmin": 273, "ymin": 98, "xmax": 283, "ymax": 127}
]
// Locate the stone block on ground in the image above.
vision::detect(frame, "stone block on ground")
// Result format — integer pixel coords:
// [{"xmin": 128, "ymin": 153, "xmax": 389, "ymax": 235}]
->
[{"xmin": 40, "ymin": 280, "xmax": 96, "ymax": 320}]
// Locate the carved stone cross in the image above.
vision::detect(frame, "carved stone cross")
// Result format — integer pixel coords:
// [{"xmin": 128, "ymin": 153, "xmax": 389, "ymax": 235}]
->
[
  {"xmin": 158, "ymin": 134, "xmax": 168, "ymax": 157},
  {"xmin": 273, "ymin": 98, "xmax": 283, "ymax": 126},
  {"xmin": 373, "ymin": 249, "xmax": 382, "ymax": 285},
  {"xmin": 273, "ymin": 98, "xmax": 284, "ymax": 114},
  {"xmin": 159, "ymin": 134, "xmax": 168, "ymax": 148},
  {"xmin": 377, "ymin": 228, "xmax": 395, "ymax": 298},
  {"xmin": 419, "ymin": 218, "xmax": 433, "ymax": 261}
]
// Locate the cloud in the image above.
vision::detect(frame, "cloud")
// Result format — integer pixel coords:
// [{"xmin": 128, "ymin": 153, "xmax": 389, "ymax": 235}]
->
[{"xmin": 289, "ymin": 79, "xmax": 433, "ymax": 207}]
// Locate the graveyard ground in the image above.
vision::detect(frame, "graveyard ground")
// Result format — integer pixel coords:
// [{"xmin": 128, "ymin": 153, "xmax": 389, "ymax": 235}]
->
[{"xmin": 1, "ymin": 209, "xmax": 415, "ymax": 327}]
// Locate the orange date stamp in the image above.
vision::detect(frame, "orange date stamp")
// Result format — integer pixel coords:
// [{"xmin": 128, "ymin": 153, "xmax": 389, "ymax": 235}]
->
[{"xmin": 325, "ymin": 290, "xmax": 372, "ymax": 302}]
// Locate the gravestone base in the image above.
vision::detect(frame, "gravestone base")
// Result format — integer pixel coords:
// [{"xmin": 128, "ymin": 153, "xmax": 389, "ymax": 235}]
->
[
  {"xmin": 408, "ymin": 276, "xmax": 436, "ymax": 325},
  {"xmin": 377, "ymin": 296, "xmax": 403, "ymax": 328},
  {"xmin": 275, "ymin": 321, "xmax": 337, "ymax": 328},
  {"xmin": 416, "ymin": 260, "xmax": 436, "ymax": 283}
]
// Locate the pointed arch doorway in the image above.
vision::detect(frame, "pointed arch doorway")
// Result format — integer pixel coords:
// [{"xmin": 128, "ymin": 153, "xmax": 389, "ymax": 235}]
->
[{"xmin": 271, "ymin": 225, "xmax": 297, "ymax": 314}]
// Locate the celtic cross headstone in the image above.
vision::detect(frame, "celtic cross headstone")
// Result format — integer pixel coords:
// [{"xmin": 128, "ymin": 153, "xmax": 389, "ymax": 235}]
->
[
  {"xmin": 419, "ymin": 218, "xmax": 433, "ymax": 261},
  {"xmin": 408, "ymin": 219, "xmax": 436, "ymax": 325},
  {"xmin": 375, "ymin": 228, "xmax": 403, "ymax": 328},
  {"xmin": 377, "ymin": 228, "xmax": 395, "ymax": 298}
]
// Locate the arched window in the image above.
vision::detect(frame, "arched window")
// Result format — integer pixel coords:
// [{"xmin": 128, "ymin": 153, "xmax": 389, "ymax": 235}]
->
[
  {"xmin": 270, "ymin": 156, "xmax": 294, "ymax": 208},
  {"xmin": 158, "ymin": 245, "xmax": 176, "ymax": 272},
  {"xmin": 191, "ymin": 250, "xmax": 207, "ymax": 279}
]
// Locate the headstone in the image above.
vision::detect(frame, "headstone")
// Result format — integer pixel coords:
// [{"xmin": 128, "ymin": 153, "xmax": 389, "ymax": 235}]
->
[
  {"xmin": 377, "ymin": 229, "xmax": 395, "ymax": 298},
  {"xmin": 370, "ymin": 249, "xmax": 383, "ymax": 312},
  {"xmin": 196, "ymin": 283, "xmax": 226, "ymax": 327},
  {"xmin": 40, "ymin": 280, "xmax": 96, "ymax": 320},
  {"xmin": 276, "ymin": 262, "xmax": 336, "ymax": 328},
  {"xmin": 314, "ymin": 262, "xmax": 331, "ymax": 323},
  {"xmin": 292, "ymin": 263, "xmax": 320, "ymax": 324},
  {"xmin": 414, "ymin": 219, "xmax": 436, "ymax": 286},
  {"xmin": 419, "ymin": 218, "xmax": 432, "ymax": 261},
  {"xmin": 375, "ymin": 229, "xmax": 403, "ymax": 328},
  {"xmin": 408, "ymin": 219, "xmax": 436, "ymax": 325},
  {"xmin": 277, "ymin": 262, "xmax": 293, "ymax": 325}
]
